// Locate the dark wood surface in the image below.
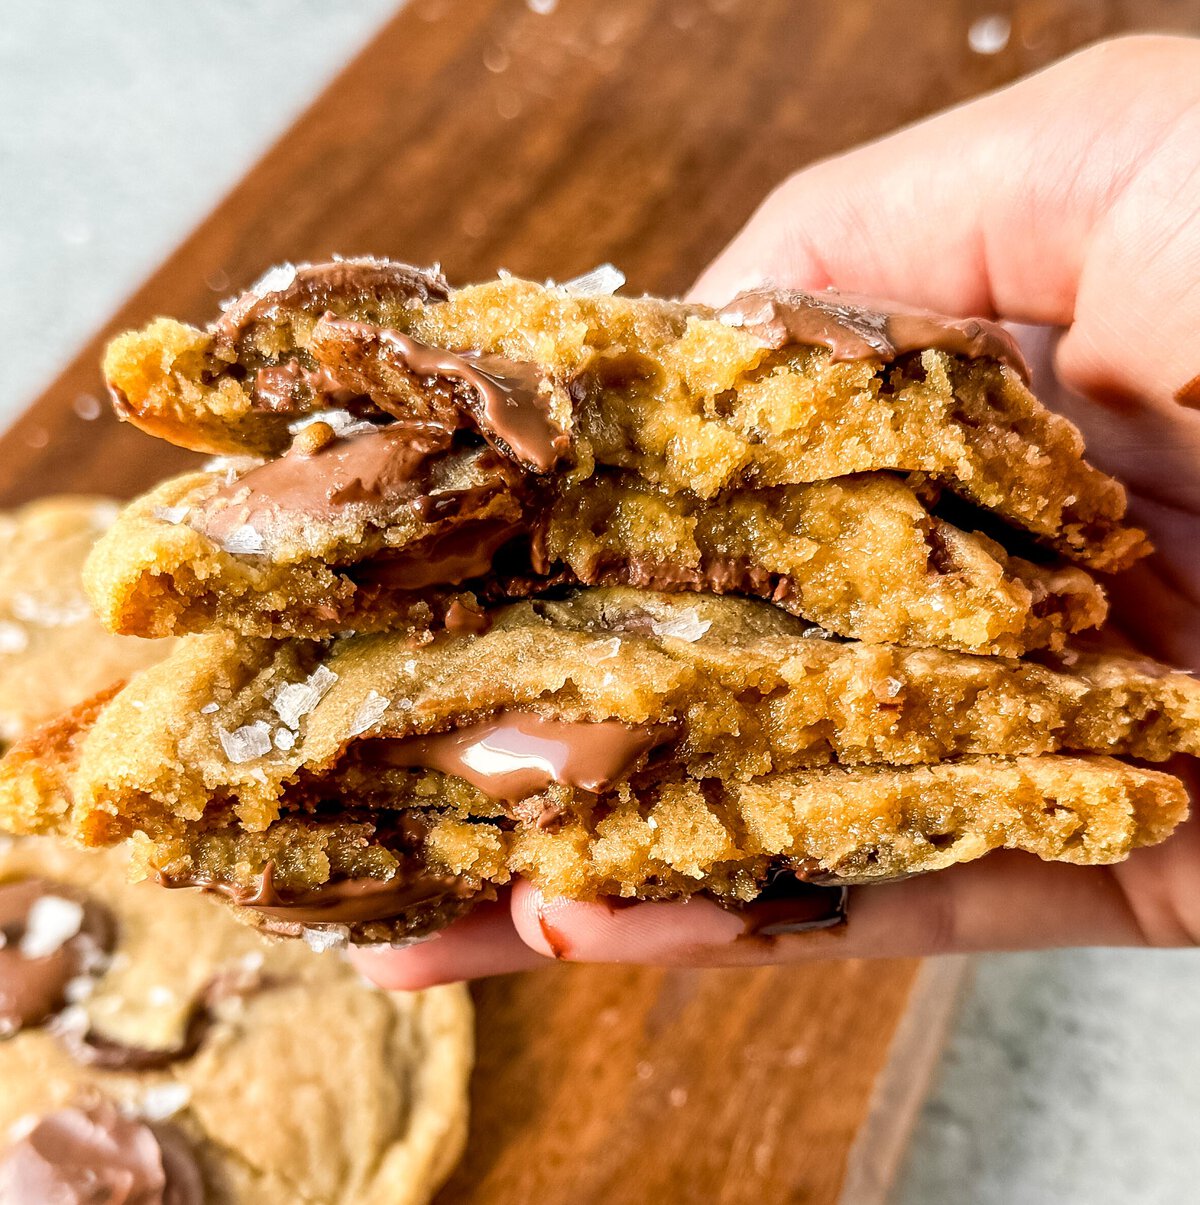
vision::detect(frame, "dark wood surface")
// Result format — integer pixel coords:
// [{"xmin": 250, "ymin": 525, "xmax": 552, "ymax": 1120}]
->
[{"xmin": 5, "ymin": 2, "xmax": 1197, "ymax": 1200}]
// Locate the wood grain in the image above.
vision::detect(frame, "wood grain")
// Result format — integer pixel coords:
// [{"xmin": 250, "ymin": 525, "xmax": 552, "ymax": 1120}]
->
[{"xmin": 5, "ymin": 2, "xmax": 1197, "ymax": 1201}]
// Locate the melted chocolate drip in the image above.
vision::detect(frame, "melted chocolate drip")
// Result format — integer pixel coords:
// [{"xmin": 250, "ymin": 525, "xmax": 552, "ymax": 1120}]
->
[
  {"xmin": 156, "ymin": 861, "xmax": 475, "ymax": 926},
  {"xmin": 374, "ymin": 713, "xmax": 674, "ymax": 802},
  {"xmin": 719, "ymin": 287, "xmax": 1029, "ymax": 380}
]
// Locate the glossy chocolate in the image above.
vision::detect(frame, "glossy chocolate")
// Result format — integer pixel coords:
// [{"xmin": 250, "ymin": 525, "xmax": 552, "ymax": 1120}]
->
[
  {"xmin": 379, "ymin": 712, "xmax": 671, "ymax": 801},
  {"xmin": 312, "ymin": 316, "xmax": 567, "ymax": 472},
  {"xmin": 199, "ymin": 423, "xmax": 456, "ymax": 544},
  {"xmin": 157, "ymin": 861, "xmax": 474, "ymax": 926},
  {"xmin": 351, "ymin": 519, "xmax": 522, "ymax": 591},
  {"xmin": 212, "ymin": 259, "xmax": 449, "ymax": 349},
  {"xmin": 719, "ymin": 287, "xmax": 1029, "ymax": 379}
]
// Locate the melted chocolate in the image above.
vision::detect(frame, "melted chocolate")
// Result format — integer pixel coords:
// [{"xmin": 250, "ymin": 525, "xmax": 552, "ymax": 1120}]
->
[
  {"xmin": 719, "ymin": 287, "xmax": 1029, "ymax": 380},
  {"xmin": 312, "ymin": 316, "xmax": 567, "ymax": 472},
  {"xmin": 212, "ymin": 259, "xmax": 449, "ymax": 349},
  {"xmin": 157, "ymin": 862, "xmax": 474, "ymax": 926},
  {"xmin": 200, "ymin": 423, "xmax": 455, "ymax": 542},
  {"xmin": 0, "ymin": 878, "xmax": 115, "ymax": 1038},
  {"xmin": 376, "ymin": 713, "xmax": 672, "ymax": 802},
  {"xmin": 0, "ymin": 1099, "xmax": 204, "ymax": 1205},
  {"xmin": 252, "ymin": 361, "xmax": 356, "ymax": 413},
  {"xmin": 444, "ymin": 598, "xmax": 491, "ymax": 636},
  {"xmin": 351, "ymin": 519, "xmax": 523, "ymax": 591}
]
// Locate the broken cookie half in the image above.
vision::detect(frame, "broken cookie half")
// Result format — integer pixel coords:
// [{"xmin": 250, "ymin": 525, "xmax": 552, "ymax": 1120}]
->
[
  {"xmin": 0, "ymin": 590, "xmax": 1192, "ymax": 943},
  {"xmin": 90, "ymin": 260, "xmax": 1146, "ymax": 649}
]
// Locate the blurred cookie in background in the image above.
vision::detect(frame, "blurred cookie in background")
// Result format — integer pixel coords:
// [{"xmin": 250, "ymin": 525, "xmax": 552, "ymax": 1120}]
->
[
  {"xmin": 0, "ymin": 497, "xmax": 173, "ymax": 748},
  {"xmin": 0, "ymin": 838, "xmax": 473, "ymax": 1204}
]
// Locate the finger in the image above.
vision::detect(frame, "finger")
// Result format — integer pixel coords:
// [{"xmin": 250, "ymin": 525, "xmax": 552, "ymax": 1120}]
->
[
  {"xmin": 510, "ymin": 851, "xmax": 1177, "ymax": 968},
  {"xmin": 349, "ymin": 893, "xmax": 549, "ymax": 989},
  {"xmin": 689, "ymin": 35, "xmax": 1200, "ymax": 411}
]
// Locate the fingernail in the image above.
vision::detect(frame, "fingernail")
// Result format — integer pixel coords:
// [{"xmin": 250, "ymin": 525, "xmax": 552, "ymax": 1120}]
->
[{"xmin": 738, "ymin": 870, "xmax": 849, "ymax": 938}]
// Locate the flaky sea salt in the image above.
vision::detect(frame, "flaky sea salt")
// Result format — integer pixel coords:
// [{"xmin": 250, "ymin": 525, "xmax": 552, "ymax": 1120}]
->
[
  {"xmin": 350, "ymin": 690, "xmax": 391, "ymax": 737},
  {"xmin": 19, "ymin": 896, "xmax": 85, "ymax": 959},
  {"xmin": 218, "ymin": 721, "xmax": 273, "ymax": 764},
  {"xmin": 274, "ymin": 728, "xmax": 296, "ymax": 751},
  {"xmin": 63, "ymin": 974, "xmax": 97, "ymax": 1004},
  {"xmin": 220, "ymin": 524, "xmax": 266, "ymax": 556},
  {"xmin": 649, "ymin": 609, "xmax": 711, "ymax": 641},
  {"xmin": 137, "ymin": 1083, "xmax": 192, "ymax": 1122},
  {"xmin": 200, "ymin": 702, "xmax": 220, "ymax": 715},
  {"xmin": 271, "ymin": 664, "xmax": 338, "ymax": 729},
  {"xmin": 0, "ymin": 620, "xmax": 28, "ymax": 654},
  {"xmin": 153, "ymin": 505, "xmax": 190, "ymax": 525},
  {"xmin": 303, "ymin": 925, "xmax": 350, "ymax": 953},
  {"xmin": 583, "ymin": 637, "xmax": 622, "ymax": 664},
  {"xmin": 248, "ymin": 262, "xmax": 298, "ymax": 298},
  {"xmin": 559, "ymin": 264, "xmax": 626, "ymax": 297}
]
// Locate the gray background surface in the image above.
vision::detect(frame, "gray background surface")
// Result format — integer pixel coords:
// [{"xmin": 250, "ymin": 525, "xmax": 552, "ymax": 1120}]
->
[{"xmin": 3, "ymin": 5, "xmax": 1197, "ymax": 1202}]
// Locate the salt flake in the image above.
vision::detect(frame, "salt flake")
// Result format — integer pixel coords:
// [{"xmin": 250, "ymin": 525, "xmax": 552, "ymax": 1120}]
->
[
  {"xmin": 303, "ymin": 925, "xmax": 350, "ymax": 953},
  {"xmin": 249, "ymin": 262, "xmax": 298, "ymax": 298},
  {"xmin": 153, "ymin": 505, "xmax": 190, "ymax": 525},
  {"xmin": 271, "ymin": 664, "xmax": 338, "ymax": 729},
  {"xmin": 218, "ymin": 721, "xmax": 273, "ymax": 764},
  {"xmin": 220, "ymin": 524, "xmax": 266, "ymax": 556},
  {"xmin": 288, "ymin": 409, "xmax": 379, "ymax": 440},
  {"xmin": 200, "ymin": 702, "xmax": 220, "ymax": 715},
  {"xmin": 137, "ymin": 1083, "xmax": 192, "ymax": 1122},
  {"xmin": 559, "ymin": 264, "xmax": 626, "ymax": 297},
  {"xmin": 19, "ymin": 896, "xmax": 85, "ymax": 959},
  {"xmin": 650, "ymin": 609, "xmax": 711, "ymax": 642},
  {"xmin": 350, "ymin": 690, "xmax": 391, "ymax": 736},
  {"xmin": 0, "ymin": 620, "xmax": 28, "ymax": 654}
]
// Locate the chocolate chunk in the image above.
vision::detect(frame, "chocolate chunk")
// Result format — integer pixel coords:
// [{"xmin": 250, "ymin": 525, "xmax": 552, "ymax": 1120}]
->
[
  {"xmin": 719, "ymin": 287, "xmax": 1029, "ymax": 380},
  {"xmin": 0, "ymin": 878, "xmax": 115, "ymax": 1038}
]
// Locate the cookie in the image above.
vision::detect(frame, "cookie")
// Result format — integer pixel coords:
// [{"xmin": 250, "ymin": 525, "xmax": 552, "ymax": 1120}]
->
[
  {"xmin": 105, "ymin": 756, "xmax": 1192, "ymax": 941},
  {"xmin": 96, "ymin": 265, "xmax": 1142, "ymax": 655},
  {"xmin": 0, "ymin": 497, "xmax": 172, "ymax": 747},
  {"xmin": 0, "ymin": 589, "xmax": 1192, "ymax": 940},
  {"xmin": 0, "ymin": 838, "xmax": 472, "ymax": 1203},
  {"xmin": 85, "ymin": 461, "xmax": 1105, "ymax": 653}
]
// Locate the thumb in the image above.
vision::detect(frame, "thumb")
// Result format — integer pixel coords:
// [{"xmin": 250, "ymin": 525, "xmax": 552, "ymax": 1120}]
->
[{"xmin": 689, "ymin": 35, "xmax": 1200, "ymax": 413}]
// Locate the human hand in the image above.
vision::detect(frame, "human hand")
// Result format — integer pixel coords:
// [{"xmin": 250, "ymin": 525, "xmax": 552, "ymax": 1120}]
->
[{"xmin": 354, "ymin": 34, "xmax": 1200, "ymax": 990}]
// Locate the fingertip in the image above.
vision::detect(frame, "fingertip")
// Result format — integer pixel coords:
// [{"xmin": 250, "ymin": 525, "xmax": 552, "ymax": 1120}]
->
[
  {"xmin": 511, "ymin": 881, "xmax": 747, "ymax": 964},
  {"xmin": 349, "ymin": 895, "xmax": 551, "ymax": 989}
]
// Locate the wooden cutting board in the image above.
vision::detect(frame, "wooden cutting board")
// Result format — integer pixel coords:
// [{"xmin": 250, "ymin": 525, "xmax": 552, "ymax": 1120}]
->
[{"xmin": 4, "ymin": 2, "xmax": 1193, "ymax": 1200}]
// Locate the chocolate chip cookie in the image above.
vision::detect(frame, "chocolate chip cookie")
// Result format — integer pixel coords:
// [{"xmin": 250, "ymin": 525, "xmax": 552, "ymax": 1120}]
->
[
  {"xmin": 87, "ymin": 261, "xmax": 1146, "ymax": 649},
  {"xmin": 0, "ymin": 497, "xmax": 172, "ymax": 747},
  {"xmin": 1, "ymin": 589, "xmax": 1192, "ymax": 941},
  {"xmin": 0, "ymin": 838, "xmax": 472, "ymax": 1203}
]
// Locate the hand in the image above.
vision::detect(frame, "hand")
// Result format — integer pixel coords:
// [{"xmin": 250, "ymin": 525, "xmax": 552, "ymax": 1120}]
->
[{"xmin": 354, "ymin": 34, "xmax": 1200, "ymax": 990}]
